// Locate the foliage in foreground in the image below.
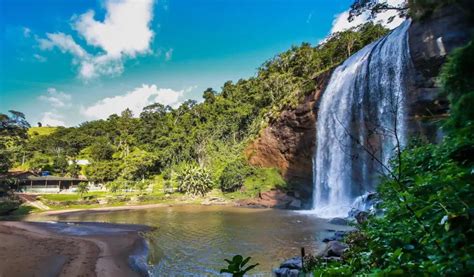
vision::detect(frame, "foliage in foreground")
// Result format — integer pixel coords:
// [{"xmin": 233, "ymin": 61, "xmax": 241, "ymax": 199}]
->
[
  {"xmin": 220, "ymin": 255, "xmax": 259, "ymax": 277},
  {"xmin": 309, "ymin": 40, "xmax": 474, "ymax": 276}
]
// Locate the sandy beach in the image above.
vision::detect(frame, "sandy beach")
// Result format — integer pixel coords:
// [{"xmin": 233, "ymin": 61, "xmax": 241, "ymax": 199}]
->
[{"xmin": 0, "ymin": 221, "xmax": 151, "ymax": 277}]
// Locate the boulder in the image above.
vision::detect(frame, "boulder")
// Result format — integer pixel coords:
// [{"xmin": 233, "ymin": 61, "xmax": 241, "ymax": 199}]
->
[
  {"xmin": 328, "ymin": 217, "xmax": 348, "ymax": 226},
  {"xmin": 355, "ymin": 211, "xmax": 369, "ymax": 224},
  {"xmin": 288, "ymin": 199, "xmax": 302, "ymax": 209},
  {"xmin": 274, "ymin": 267, "xmax": 289, "ymax": 277},
  {"xmin": 322, "ymin": 241, "xmax": 348, "ymax": 257},
  {"xmin": 280, "ymin": 257, "xmax": 303, "ymax": 270}
]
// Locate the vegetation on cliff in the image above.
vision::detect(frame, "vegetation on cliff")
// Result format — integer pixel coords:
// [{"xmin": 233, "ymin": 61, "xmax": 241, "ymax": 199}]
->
[{"xmin": 308, "ymin": 40, "xmax": 474, "ymax": 276}]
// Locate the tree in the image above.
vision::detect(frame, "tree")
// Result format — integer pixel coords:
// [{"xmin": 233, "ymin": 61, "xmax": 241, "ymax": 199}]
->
[
  {"xmin": 121, "ymin": 148, "xmax": 157, "ymax": 181},
  {"xmin": 88, "ymin": 140, "xmax": 115, "ymax": 161},
  {"xmin": 76, "ymin": 182, "xmax": 89, "ymax": 198},
  {"xmin": 0, "ymin": 110, "xmax": 30, "ymax": 173},
  {"xmin": 203, "ymin": 88, "xmax": 217, "ymax": 103},
  {"xmin": 67, "ymin": 162, "xmax": 81, "ymax": 178},
  {"xmin": 85, "ymin": 160, "xmax": 121, "ymax": 183}
]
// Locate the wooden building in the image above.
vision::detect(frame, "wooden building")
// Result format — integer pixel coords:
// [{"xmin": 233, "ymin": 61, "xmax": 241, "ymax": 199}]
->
[{"xmin": 0, "ymin": 171, "xmax": 88, "ymax": 193}]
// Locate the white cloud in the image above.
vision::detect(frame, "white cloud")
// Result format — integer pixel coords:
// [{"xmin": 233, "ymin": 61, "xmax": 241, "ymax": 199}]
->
[
  {"xmin": 81, "ymin": 84, "xmax": 185, "ymax": 119},
  {"xmin": 165, "ymin": 48, "xmax": 173, "ymax": 61},
  {"xmin": 330, "ymin": 0, "xmax": 406, "ymax": 34},
  {"xmin": 74, "ymin": 0, "xmax": 154, "ymax": 58},
  {"xmin": 38, "ymin": 0, "xmax": 155, "ymax": 80},
  {"xmin": 40, "ymin": 111, "xmax": 66, "ymax": 127},
  {"xmin": 38, "ymin": 33, "xmax": 87, "ymax": 58},
  {"xmin": 39, "ymin": 88, "xmax": 72, "ymax": 108}
]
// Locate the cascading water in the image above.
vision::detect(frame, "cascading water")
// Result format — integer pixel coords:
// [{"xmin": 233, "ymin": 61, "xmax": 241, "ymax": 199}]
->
[{"xmin": 312, "ymin": 20, "xmax": 412, "ymax": 218}]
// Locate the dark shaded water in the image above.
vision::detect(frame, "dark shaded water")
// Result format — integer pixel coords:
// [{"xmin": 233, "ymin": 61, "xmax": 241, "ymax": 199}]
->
[{"xmin": 26, "ymin": 205, "xmax": 349, "ymax": 276}]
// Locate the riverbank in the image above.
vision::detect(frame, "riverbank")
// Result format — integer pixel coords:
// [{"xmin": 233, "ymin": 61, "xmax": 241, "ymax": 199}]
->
[
  {"xmin": 11, "ymin": 188, "xmax": 306, "ymax": 217},
  {"xmin": 0, "ymin": 221, "xmax": 152, "ymax": 276}
]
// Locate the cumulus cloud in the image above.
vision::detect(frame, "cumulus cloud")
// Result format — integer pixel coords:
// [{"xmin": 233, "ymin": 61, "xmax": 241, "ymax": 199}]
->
[
  {"xmin": 40, "ymin": 111, "xmax": 66, "ymax": 127},
  {"xmin": 330, "ymin": 0, "xmax": 406, "ymax": 34},
  {"xmin": 74, "ymin": 0, "xmax": 154, "ymax": 58},
  {"xmin": 39, "ymin": 88, "xmax": 72, "ymax": 108},
  {"xmin": 38, "ymin": 0, "xmax": 155, "ymax": 80},
  {"xmin": 81, "ymin": 84, "xmax": 185, "ymax": 119}
]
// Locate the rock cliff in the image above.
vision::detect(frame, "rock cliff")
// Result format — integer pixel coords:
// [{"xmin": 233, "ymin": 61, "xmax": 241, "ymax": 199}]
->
[{"xmin": 245, "ymin": 71, "xmax": 332, "ymax": 203}]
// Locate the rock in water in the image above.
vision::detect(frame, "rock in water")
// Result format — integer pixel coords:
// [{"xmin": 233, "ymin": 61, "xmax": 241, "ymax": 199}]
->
[
  {"xmin": 279, "ymin": 257, "xmax": 303, "ymax": 270},
  {"xmin": 328, "ymin": 217, "xmax": 349, "ymax": 225},
  {"xmin": 322, "ymin": 241, "xmax": 348, "ymax": 257}
]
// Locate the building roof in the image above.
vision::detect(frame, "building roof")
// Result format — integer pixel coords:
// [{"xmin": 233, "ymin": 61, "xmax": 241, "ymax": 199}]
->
[
  {"xmin": 0, "ymin": 171, "xmax": 87, "ymax": 182},
  {"xmin": 25, "ymin": 176, "xmax": 87, "ymax": 182}
]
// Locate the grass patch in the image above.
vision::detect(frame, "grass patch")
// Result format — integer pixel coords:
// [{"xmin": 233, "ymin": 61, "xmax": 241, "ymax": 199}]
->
[
  {"xmin": 28, "ymin": 126, "xmax": 58, "ymax": 137},
  {"xmin": 39, "ymin": 191, "xmax": 107, "ymax": 202}
]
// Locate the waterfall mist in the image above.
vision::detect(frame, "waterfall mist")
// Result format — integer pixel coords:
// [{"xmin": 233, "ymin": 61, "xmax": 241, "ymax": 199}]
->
[{"xmin": 312, "ymin": 20, "xmax": 412, "ymax": 218}]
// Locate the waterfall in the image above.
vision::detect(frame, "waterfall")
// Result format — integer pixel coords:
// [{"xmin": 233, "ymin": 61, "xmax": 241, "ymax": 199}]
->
[{"xmin": 312, "ymin": 20, "xmax": 412, "ymax": 218}]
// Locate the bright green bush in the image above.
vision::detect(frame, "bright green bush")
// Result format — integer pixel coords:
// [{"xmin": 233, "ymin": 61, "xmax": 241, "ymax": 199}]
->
[
  {"xmin": 176, "ymin": 165, "xmax": 213, "ymax": 196},
  {"xmin": 242, "ymin": 167, "xmax": 286, "ymax": 196}
]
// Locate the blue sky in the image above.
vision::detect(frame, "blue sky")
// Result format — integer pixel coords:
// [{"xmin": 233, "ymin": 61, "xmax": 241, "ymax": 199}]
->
[{"xmin": 1, "ymin": 0, "xmax": 354, "ymax": 126}]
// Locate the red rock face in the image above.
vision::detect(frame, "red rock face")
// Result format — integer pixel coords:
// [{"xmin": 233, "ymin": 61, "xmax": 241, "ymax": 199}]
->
[{"xmin": 245, "ymin": 71, "xmax": 332, "ymax": 201}]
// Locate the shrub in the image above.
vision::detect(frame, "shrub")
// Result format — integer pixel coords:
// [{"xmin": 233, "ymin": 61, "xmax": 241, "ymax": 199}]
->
[
  {"xmin": 243, "ymin": 167, "xmax": 286, "ymax": 196},
  {"xmin": 0, "ymin": 200, "xmax": 20, "ymax": 216},
  {"xmin": 76, "ymin": 182, "xmax": 89, "ymax": 198},
  {"xmin": 176, "ymin": 165, "xmax": 213, "ymax": 196},
  {"xmin": 219, "ymin": 160, "xmax": 251, "ymax": 192}
]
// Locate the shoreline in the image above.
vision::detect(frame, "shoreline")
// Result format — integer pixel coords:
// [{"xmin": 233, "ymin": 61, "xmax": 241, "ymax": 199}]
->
[
  {"xmin": 35, "ymin": 201, "xmax": 235, "ymax": 216},
  {"xmin": 0, "ymin": 221, "xmax": 152, "ymax": 277}
]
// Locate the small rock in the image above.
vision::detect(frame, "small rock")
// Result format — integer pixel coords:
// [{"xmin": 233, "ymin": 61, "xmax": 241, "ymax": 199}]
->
[
  {"xmin": 288, "ymin": 269, "xmax": 300, "ymax": 277},
  {"xmin": 280, "ymin": 257, "xmax": 302, "ymax": 270},
  {"xmin": 274, "ymin": 267, "xmax": 289, "ymax": 277},
  {"xmin": 288, "ymin": 199, "xmax": 302, "ymax": 209},
  {"xmin": 274, "ymin": 267, "xmax": 300, "ymax": 277},
  {"xmin": 322, "ymin": 241, "xmax": 348, "ymax": 257},
  {"xmin": 355, "ymin": 211, "xmax": 369, "ymax": 224},
  {"xmin": 328, "ymin": 217, "xmax": 348, "ymax": 225}
]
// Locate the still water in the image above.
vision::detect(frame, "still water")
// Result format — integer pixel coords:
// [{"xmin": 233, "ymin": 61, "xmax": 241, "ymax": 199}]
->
[{"xmin": 27, "ymin": 205, "xmax": 347, "ymax": 276}]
